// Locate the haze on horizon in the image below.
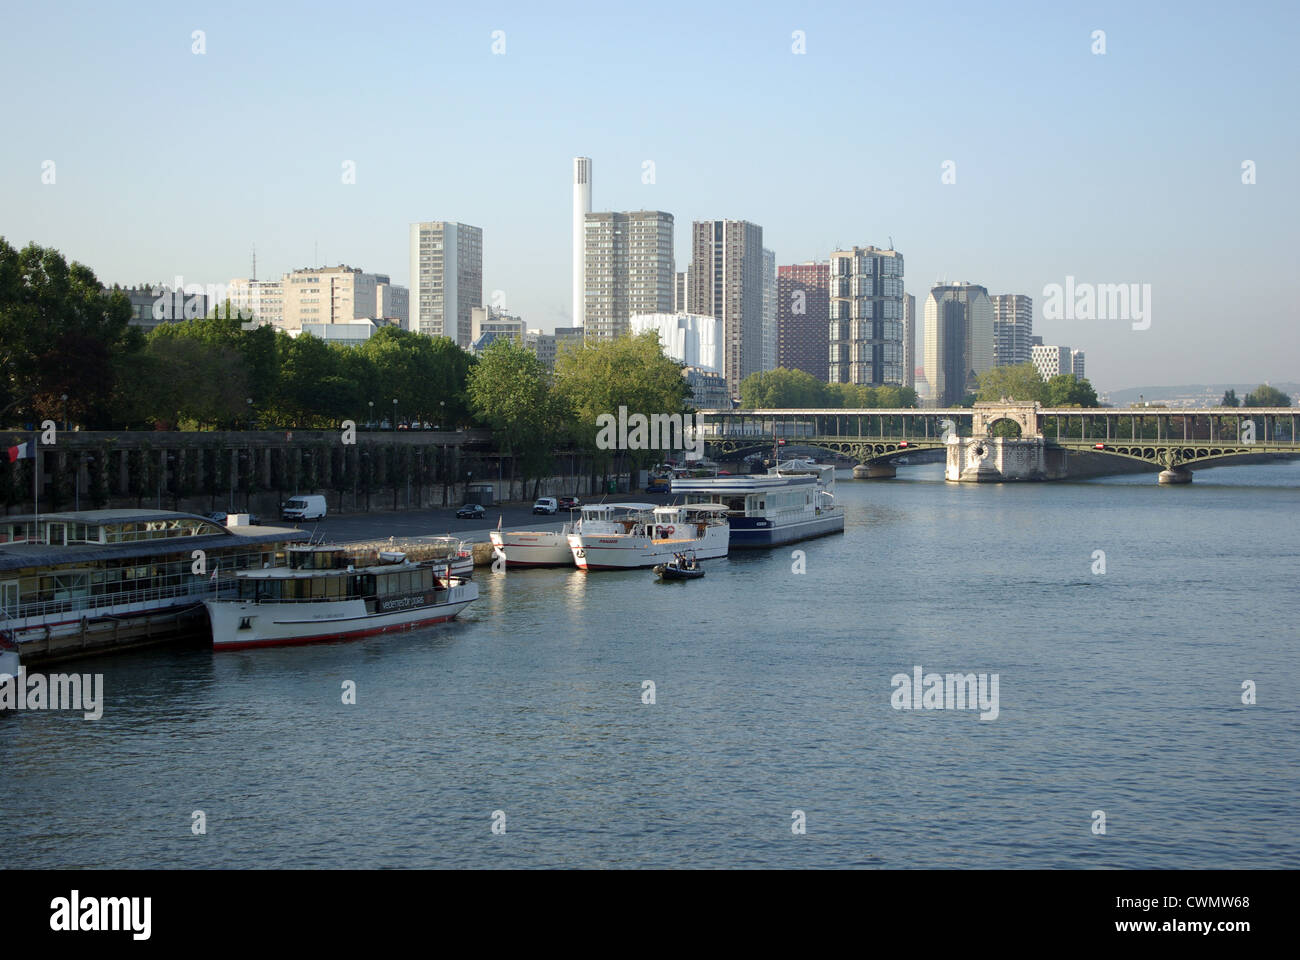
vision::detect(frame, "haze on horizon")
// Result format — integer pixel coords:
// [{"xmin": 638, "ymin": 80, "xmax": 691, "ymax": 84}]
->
[{"xmin": 1, "ymin": 0, "xmax": 1296, "ymax": 393}]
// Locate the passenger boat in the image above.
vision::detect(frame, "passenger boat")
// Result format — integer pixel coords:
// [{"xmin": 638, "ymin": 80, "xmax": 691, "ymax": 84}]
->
[
  {"xmin": 0, "ymin": 510, "xmax": 308, "ymax": 665},
  {"xmin": 204, "ymin": 544, "xmax": 476, "ymax": 650},
  {"xmin": 671, "ymin": 459, "xmax": 844, "ymax": 548},
  {"xmin": 568, "ymin": 502, "xmax": 729, "ymax": 570},
  {"xmin": 350, "ymin": 535, "xmax": 474, "ymax": 578}
]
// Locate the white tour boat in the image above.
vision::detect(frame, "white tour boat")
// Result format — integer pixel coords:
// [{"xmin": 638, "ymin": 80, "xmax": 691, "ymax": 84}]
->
[
  {"xmin": 205, "ymin": 544, "xmax": 476, "ymax": 650},
  {"xmin": 567, "ymin": 502, "xmax": 729, "ymax": 570},
  {"xmin": 489, "ymin": 521, "xmax": 576, "ymax": 568}
]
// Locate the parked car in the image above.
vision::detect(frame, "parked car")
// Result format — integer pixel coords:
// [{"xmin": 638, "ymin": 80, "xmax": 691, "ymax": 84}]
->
[
  {"xmin": 557, "ymin": 496, "xmax": 580, "ymax": 510},
  {"xmin": 532, "ymin": 497, "xmax": 558, "ymax": 515},
  {"xmin": 646, "ymin": 478, "xmax": 671, "ymax": 493},
  {"xmin": 456, "ymin": 503, "xmax": 486, "ymax": 520}
]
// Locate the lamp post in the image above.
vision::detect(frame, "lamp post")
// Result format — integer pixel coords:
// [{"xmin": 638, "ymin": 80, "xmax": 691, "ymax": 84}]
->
[
  {"xmin": 393, "ymin": 397, "xmax": 398, "ymax": 431},
  {"xmin": 246, "ymin": 397, "xmax": 253, "ymax": 432},
  {"xmin": 439, "ymin": 399, "xmax": 445, "ymax": 432},
  {"xmin": 368, "ymin": 400, "xmax": 374, "ymax": 430},
  {"xmin": 61, "ymin": 393, "xmax": 68, "ymax": 433}
]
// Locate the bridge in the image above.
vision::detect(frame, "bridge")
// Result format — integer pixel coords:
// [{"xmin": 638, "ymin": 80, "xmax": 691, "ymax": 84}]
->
[{"xmin": 696, "ymin": 403, "xmax": 1300, "ymax": 483}]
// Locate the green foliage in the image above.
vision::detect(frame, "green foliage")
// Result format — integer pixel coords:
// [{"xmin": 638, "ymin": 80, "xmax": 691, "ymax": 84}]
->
[
  {"xmin": 1220, "ymin": 389, "xmax": 1240, "ymax": 408},
  {"xmin": 738, "ymin": 368, "xmax": 918, "ymax": 409},
  {"xmin": 976, "ymin": 363, "xmax": 1047, "ymax": 404},
  {"xmin": 1244, "ymin": 384, "xmax": 1291, "ymax": 408},
  {"xmin": 1044, "ymin": 374, "xmax": 1099, "ymax": 407},
  {"xmin": 470, "ymin": 337, "xmax": 568, "ymax": 493}
]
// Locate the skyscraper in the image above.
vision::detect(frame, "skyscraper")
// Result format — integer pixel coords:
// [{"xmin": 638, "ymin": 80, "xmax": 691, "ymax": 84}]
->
[
  {"xmin": 583, "ymin": 210, "xmax": 675, "ymax": 341},
  {"xmin": 762, "ymin": 248, "xmax": 776, "ymax": 373},
  {"xmin": 827, "ymin": 245, "xmax": 905, "ymax": 386},
  {"xmin": 409, "ymin": 221, "xmax": 483, "ymax": 347},
  {"xmin": 572, "ymin": 157, "xmax": 592, "ymax": 328},
  {"xmin": 687, "ymin": 220, "xmax": 764, "ymax": 397},
  {"xmin": 992, "ymin": 294, "xmax": 1034, "ymax": 366},
  {"xmin": 922, "ymin": 282, "xmax": 994, "ymax": 407},
  {"xmin": 776, "ymin": 261, "xmax": 830, "ymax": 381},
  {"xmin": 903, "ymin": 292, "xmax": 916, "ymax": 390}
]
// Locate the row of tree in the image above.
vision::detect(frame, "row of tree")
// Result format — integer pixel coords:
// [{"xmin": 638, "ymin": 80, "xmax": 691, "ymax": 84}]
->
[
  {"xmin": 975, "ymin": 363, "xmax": 1100, "ymax": 407},
  {"xmin": 739, "ymin": 368, "xmax": 919, "ymax": 409},
  {"xmin": 1220, "ymin": 386, "xmax": 1292, "ymax": 408}
]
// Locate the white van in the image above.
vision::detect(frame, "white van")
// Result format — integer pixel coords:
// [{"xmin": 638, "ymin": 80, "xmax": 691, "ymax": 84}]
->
[
  {"xmin": 282, "ymin": 495, "xmax": 328, "ymax": 521},
  {"xmin": 532, "ymin": 497, "xmax": 558, "ymax": 515}
]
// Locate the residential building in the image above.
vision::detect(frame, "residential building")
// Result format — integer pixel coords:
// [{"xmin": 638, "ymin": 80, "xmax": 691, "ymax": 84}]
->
[
  {"xmin": 674, "ymin": 270, "xmax": 689, "ymax": 313},
  {"xmin": 761, "ymin": 248, "xmax": 776, "ymax": 373},
  {"xmin": 776, "ymin": 261, "xmax": 830, "ymax": 381},
  {"xmin": 1070, "ymin": 350, "xmax": 1086, "ymax": 379},
  {"xmin": 281, "ymin": 265, "xmax": 401, "ymax": 330},
  {"xmin": 227, "ymin": 278, "xmax": 282, "ymax": 326},
  {"xmin": 470, "ymin": 306, "xmax": 526, "ymax": 346},
  {"xmin": 992, "ymin": 294, "xmax": 1034, "ymax": 366},
  {"xmin": 903, "ymin": 292, "xmax": 916, "ymax": 390},
  {"xmin": 1031, "ymin": 344, "xmax": 1072, "ymax": 381},
  {"xmin": 409, "ymin": 221, "xmax": 483, "ymax": 347},
  {"xmin": 583, "ymin": 210, "xmax": 675, "ymax": 341},
  {"xmin": 922, "ymin": 281, "xmax": 994, "ymax": 407},
  {"xmin": 687, "ymin": 219, "xmax": 764, "ymax": 397},
  {"xmin": 827, "ymin": 245, "xmax": 905, "ymax": 387}
]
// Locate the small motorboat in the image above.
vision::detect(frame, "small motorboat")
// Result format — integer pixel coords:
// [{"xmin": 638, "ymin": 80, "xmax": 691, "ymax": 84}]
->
[{"xmin": 653, "ymin": 553, "xmax": 705, "ymax": 581}]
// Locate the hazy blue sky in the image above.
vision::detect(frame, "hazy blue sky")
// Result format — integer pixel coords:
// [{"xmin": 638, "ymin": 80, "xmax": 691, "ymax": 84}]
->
[{"xmin": 2, "ymin": 0, "xmax": 1296, "ymax": 391}]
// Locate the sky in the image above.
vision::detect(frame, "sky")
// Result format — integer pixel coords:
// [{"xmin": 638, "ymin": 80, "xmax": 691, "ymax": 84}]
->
[{"xmin": 1, "ymin": 0, "xmax": 1297, "ymax": 392}]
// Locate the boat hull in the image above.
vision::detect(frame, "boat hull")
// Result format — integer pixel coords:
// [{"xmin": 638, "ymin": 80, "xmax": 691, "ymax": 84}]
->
[
  {"xmin": 727, "ymin": 510, "xmax": 844, "ymax": 548},
  {"xmin": 488, "ymin": 530, "xmax": 574, "ymax": 567},
  {"xmin": 205, "ymin": 582, "xmax": 477, "ymax": 650}
]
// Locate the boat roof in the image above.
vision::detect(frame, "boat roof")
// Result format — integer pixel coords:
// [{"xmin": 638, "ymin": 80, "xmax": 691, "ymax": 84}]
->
[
  {"xmin": 237, "ymin": 560, "xmax": 419, "ymax": 579},
  {"xmin": 0, "ymin": 526, "xmax": 309, "ymax": 573},
  {"xmin": 583, "ymin": 502, "xmax": 655, "ymax": 513}
]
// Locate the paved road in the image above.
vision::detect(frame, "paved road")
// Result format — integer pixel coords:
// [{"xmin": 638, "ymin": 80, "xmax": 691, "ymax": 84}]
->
[{"xmin": 273, "ymin": 493, "xmax": 679, "ymax": 544}]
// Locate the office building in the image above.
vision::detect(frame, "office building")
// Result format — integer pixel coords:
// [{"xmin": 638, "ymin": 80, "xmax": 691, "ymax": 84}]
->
[
  {"xmin": 761, "ymin": 248, "xmax": 776, "ymax": 373},
  {"xmin": 903, "ymin": 292, "xmax": 916, "ymax": 390},
  {"xmin": 922, "ymin": 281, "xmax": 994, "ymax": 406},
  {"xmin": 992, "ymin": 294, "xmax": 1034, "ymax": 367}
]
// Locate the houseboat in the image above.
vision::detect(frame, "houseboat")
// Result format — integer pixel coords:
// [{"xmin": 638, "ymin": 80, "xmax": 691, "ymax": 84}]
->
[
  {"xmin": 204, "ymin": 544, "xmax": 476, "ymax": 650},
  {"xmin": 0, "ymin": 510, "xmax": 308, "ymax": 665},
  {"xmin": 671, "ymin": 459, "xmax": 844, "ymax": 548}
]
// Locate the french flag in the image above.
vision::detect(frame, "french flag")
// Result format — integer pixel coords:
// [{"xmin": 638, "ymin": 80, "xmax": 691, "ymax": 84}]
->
[{"xmin": 6, "ymin": 442, "xmax": 33, "ymax": 463}]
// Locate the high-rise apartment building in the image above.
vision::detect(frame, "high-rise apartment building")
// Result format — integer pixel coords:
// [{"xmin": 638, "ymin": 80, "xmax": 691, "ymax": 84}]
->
[
  {"xmin": 992, "ymin": 294, "xmax": 1034, "ymax": 367},
  {"xmin": 409, "ymin": 221, "xmax": 483, "ymax": 347},
  {"xmin": 1070, "ymin": 349, "xmax": 1085, "ymax": 379},
  {"xmin": 761, "ymin": 248, "xmax": 777, "ymax": 373},
  {"xmin": 922, "ymin": 282, "xmax": 994, "ymax": 407},
  {"xmin": 1031, "ymin": 344, "xmax": 1072, "ymax": 381},
  {"xmin": 827, "ymin": 245, "xmax": 905, "ymax": 386},
  {"xmin": 687, "ymin": 220, "xmax": 764, "ymax": 397},
  {"xmin": 583, "ymin": 211, "xmax": 675, "ymax": 341},
  {"xmin": 227, "ymin": 277, "xmax": 283, "ymax": 327},
  {"xmin": 776, "ymin": 261, "xmax": 830, "ymax": 381},
  {"xmin": 903, "ymin": 292, "xmax": 916, "ymax": 390},
  {"xmin": 674, "ymin": 271, "xmax": 689, "ymax": 313}
]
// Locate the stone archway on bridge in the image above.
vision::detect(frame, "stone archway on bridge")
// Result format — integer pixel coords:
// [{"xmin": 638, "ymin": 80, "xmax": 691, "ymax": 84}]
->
[{"xmin": 971, "ymin": 402, "xmax": 1042, "ymax": 438}]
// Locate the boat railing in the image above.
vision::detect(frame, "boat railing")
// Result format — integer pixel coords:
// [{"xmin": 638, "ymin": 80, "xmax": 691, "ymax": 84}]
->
[{"xmin": 2, "ymin": 577, "xmax": 231, "ymax": 625}]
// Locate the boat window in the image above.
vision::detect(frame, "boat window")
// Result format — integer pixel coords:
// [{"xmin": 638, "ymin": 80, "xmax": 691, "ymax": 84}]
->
[{"xmin": 325, "ymin": 577, "xmax": 343, "ymax": 598}]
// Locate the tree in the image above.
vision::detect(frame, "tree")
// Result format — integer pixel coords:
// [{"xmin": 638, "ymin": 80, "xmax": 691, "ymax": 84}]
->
[
  {"xmin": 1220, "ymin": 389, "xmax": 1240, "ymax": 408},
  {"xmin": 976, "ymin": 363, "xmax": 1047, "ymax": 404},
  {"xmin": 1244, "ymin": 384, "xmax": 1291, "ymax": 408},
  {"xmin": 739, "ymin": 368, "xmax": 831, "ymax": 408},
  {"xmin": 469, "ymin": 338, "xmax": 567, "ymax": 500},
  {"xmin": 1044, "ymin": 374, "xmax": 1100, "ymax": 407},
  {"xmin": 0, "ymin": 239, "xmax": 133, "ymax": 427}
]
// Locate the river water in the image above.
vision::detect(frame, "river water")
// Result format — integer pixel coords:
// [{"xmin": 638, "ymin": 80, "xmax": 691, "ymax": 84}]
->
[{"xmin": 4, "ymin": 461, "xmax": 1298, "ymax": 868}]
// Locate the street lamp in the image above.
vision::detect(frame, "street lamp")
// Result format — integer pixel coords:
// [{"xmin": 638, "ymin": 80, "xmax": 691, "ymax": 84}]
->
[
  {"xmin": 368, "ymin": 400, "xmax": 374, "ymax": 430},
  {"xmin": 61, "ymin": 393, "xmax": 68, "ymax": 432},
  {"xmin": 247, "ymin": 397, "xmax": 253, "ymax": 432},
  {"xmin": 393, "ymin": 397, "xmax": 398, "ymax": 431},
  {"xmin": 439, "ymin": 399, "xmax": 445, "ymax": 431}
]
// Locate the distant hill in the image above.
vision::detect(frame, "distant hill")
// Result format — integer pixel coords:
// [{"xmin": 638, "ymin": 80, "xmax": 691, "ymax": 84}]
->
[{"xmin": 1105, "ymin": 383, "xmax": 1299, "ymax": 407}]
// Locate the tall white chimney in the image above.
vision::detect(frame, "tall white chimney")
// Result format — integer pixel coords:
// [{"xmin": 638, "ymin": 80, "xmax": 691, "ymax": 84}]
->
[{"xmin": 572, "ymin": 157, "xmax": 592, "ymax": 328}]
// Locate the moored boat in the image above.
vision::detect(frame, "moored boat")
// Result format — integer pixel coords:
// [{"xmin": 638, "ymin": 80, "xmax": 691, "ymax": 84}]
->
[
  {"xmin": 568, "ymin": 503, "xmax": 729, "ymax": 570},
  {"xmin": 671, "ymin": 459, "xmax": 844, "ymax": 548},
  {"xmin": 489, "ymin": 524, "xmax": 575, "ymax": 568},
  {"xmin": 205, "ymin": 544, "xmax": 476, "ymax": 650}
]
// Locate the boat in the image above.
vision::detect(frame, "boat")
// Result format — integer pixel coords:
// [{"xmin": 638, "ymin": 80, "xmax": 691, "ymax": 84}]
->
[
  {"xmin": 342, "ymin": 535, "xmax": 473, "ymax": 578},
  {"xmin": 489, "ymin": 517, "xmax": 576, "ymax": 568},
  {"xmin": 204, "ymin": 544, "xmax": 476, "ymax": 650},
  {"xmin": 568, "ymin": 502, "xmax": 729, "ymax": 570},
  {"xmin": 0, "ymin": 510, "xmax": 309, "ymax": 665},
  {"xmin": 653, "ymin": 553, "xmax": 705, "ymax": 580},
  {"xmin": 670, "ymin": 459, "xmax": 844, "ymax": 548}
]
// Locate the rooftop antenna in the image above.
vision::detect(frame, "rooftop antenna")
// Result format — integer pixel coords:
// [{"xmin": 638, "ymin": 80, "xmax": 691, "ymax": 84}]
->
[
  {"xmin": 251, "ymin": 244, "xmax": 257, "ymax": 281},
  {"xmin": 888, "ymin": 236, "xmax": 894, "ymax": 250}
]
